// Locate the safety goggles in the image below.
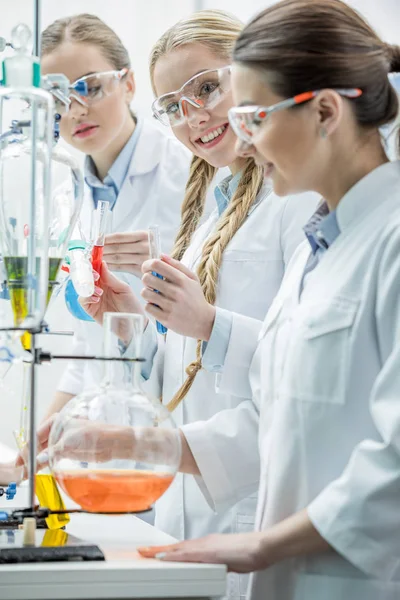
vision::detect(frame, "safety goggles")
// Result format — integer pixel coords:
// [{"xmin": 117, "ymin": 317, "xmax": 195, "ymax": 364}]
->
[
  {"xmin": 228, "ymin": 88, "xmax": 363, "ymax": 144},
  {"xmin": 53, "ymin": 68, "xmax": 128, "ymax": 115},
  {"xmin": 152, "ymin": 65, "xmax": 231, "ymax": 127}
]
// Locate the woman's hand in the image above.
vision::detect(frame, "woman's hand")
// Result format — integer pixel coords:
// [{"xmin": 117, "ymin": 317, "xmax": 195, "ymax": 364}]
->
[
  {"xmin": 141, "ymin": 255, "xmax": 216, "ymax": 341},
  {"xmin": 138, "ymin": 532, "xmax": 265, "ymax": 573},
  {"xmin": 51, "ymin": 420, "xmax": 136, "ymax": 463},
  {"xmin": 14, "ymin": 417, "xmax": 134, "ymax": 469},
  {"xmin": 103, "ymin": 231, "xmax": 149, "ymax": 277},
  {"xmin": 42, "ymin": 420, "xmax": 180, "ymax": 467},
  {"xmin": 0, "ymin": 461, "xmax": 24, "ymax": 486},
  {"xmin": 12, "ymin": 414, "xmax": 57, "ymax": 477},
  {"xmin": 80, "ymin": 261, "xmax": 147, "ymax": 327},
  {"xmin": 138, "ymin": 510, "xmax": 332, "ymax": 572}
]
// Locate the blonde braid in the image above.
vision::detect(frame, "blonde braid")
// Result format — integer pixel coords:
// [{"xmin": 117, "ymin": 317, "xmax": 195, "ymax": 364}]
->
[
  {"xmin": 171, "ymin": 156, "xmax": 216, "ymax": 261},
  {"xmin": 167, "ymin": 159, "xmax": 264, "ymax": 412}
]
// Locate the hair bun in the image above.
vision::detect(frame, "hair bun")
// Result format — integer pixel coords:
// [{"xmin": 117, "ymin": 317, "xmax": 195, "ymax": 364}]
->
[{"xmin": 387, "ymin": 44, "xmax": 400, "ymax": 73}]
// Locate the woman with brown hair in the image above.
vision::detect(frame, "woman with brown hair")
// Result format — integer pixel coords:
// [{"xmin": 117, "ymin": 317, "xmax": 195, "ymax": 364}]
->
[
  {"xmin": 138, "ymin": 2, "xmax": 400, "ymax": 599},
  {"xmin": 39, "ymin": 13, "xmax": 192, "ymax": 415}
]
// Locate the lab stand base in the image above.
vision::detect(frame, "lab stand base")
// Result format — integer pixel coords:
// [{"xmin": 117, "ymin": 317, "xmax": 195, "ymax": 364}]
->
[{"xmin": 0, "ymin": 529, "xmax": 104, "ymax": 563}]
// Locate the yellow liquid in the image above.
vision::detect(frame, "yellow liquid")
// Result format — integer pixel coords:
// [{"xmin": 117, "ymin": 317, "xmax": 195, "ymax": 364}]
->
[
  {"xmin": 35, "ymin": 473, "xmax": 70, "ymax": 530},
  {"xmin": 3, "ymin": 257, "xmax": 61, "ymax": 350}
]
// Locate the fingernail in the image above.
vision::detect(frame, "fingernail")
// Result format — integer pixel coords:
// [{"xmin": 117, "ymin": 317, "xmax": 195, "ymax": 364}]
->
[
  {"xmin": 93, "ymin": 271, "xmax": 100, "ymax": 281},
  {"xmin": 155, "ymin": 552, "xmax": 167, "ymax": 560},
  {"xmin": 93, "ymin": 296, "xmax": 100, "ymax": 303},
  {"xmin": 94, "ymin": 286, "xmax": 103, "ymax": 295}
]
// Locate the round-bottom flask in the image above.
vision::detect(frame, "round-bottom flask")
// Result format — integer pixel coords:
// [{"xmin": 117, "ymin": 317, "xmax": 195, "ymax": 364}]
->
[{"xmin": 48, "ymin": 313, "xmax": 181, "ymax": 513}]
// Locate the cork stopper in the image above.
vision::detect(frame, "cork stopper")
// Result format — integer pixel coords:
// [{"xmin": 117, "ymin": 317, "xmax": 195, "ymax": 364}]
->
[{"xmin": 22, "ymin": 517, "xmax": 36, "ymax": 546}]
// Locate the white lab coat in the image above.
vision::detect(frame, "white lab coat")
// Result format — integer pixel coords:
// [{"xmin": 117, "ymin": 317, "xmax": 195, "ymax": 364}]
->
[
  {"xmin": 199, "ymin": 161, "xmax": 400, "ymax": 600},
  {"xmin": 57, "ymin": 118, "xmax": 194, "ymax": 394},
  {"xmin": 143, "ymin": 185, "xmax": 319, "ymax": 600}
]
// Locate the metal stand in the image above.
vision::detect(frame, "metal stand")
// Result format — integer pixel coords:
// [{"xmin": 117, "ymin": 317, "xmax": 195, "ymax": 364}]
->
[
  {"xmin": 0, "ymin": 321, "xmax": 146, "ymax": 565},
  {"xmin": 0, "ymin": 0, "xmax": 149, "ymax": 565}
]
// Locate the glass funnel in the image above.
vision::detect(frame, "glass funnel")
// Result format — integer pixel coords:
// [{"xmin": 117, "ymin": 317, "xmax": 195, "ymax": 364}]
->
[
  {"xmin": 0, "ymin": 117, "xmax": 83, "ymax": 349},
  {"xmin": 48, "ymin": 313, "xmax": 182, "ymax": 513},
  {"xmin": 0, "ymin": 24, "xmax": 83, "ymax": 347},
  {"xmin": 0, "ymin": 89, "xmax": 53, "ymax": 344}
]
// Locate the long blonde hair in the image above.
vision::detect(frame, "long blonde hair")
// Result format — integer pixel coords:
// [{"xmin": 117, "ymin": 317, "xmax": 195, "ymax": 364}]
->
[{"xmin": 150, "ymin": 10, "xmax": 264, "ymax": 411}]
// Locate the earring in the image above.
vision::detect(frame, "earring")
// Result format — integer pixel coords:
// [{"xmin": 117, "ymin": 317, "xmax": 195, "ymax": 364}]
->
[{"xmin": 320, "ymin": 128, "xmax": 327, "ymax": 139}]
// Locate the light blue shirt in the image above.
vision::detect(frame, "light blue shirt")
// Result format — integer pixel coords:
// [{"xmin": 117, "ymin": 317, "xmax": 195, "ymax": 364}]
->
[
  {"xmin": 300, "ymin": 201, "xmax": 340, "ymax": 294},
  {"xmin": 84, "ymin": 119, "xmax": 142, "ymax": 210}
]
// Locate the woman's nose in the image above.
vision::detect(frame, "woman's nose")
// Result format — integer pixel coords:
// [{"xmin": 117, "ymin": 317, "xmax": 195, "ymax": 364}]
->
[
  {"xmin": 68, "ymin": 97, "xmax": 89, "ymax": 118},
  {"xmin": 182, "ymin": 100, "xmax": 210, "ymax": 128}
]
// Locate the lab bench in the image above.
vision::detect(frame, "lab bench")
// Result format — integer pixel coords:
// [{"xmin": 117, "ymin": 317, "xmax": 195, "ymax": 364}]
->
[{"xmin": 0, "ymin": 487, "xmax": 226, "ymax": 600}]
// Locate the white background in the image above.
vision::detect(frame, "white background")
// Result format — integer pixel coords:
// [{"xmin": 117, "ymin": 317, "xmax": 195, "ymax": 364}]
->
[{"xmin": 0, "ymin": 0, "xmax": 399, "ymax": 450}]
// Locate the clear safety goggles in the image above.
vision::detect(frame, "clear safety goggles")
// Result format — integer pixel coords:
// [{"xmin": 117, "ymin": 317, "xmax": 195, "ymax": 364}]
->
[
  {"xmin": 152, "ymin": 65, "xmax": 231, "ymax": 127},
  {"xmin": 228, "ymin": 88, "xmax": 363, "ymax": 144},
  {"xmin": 53, "ymin": 68, "xmax": 128, "ymax": 115}
]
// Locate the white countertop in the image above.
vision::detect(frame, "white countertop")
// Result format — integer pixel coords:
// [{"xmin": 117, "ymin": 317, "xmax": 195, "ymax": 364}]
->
[{"xmin": 0, "ymin": 485, "xmax": 226, "ymax": 600}]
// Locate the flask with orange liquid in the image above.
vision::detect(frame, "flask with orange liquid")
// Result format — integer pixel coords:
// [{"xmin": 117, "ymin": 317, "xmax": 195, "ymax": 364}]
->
[{"xmin": 48, "ymin": 312, "xmax": 181, "ymax": 514}]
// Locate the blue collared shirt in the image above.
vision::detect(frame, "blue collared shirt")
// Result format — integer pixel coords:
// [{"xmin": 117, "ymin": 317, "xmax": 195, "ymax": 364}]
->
[
  {"xmin": 300, "ymin": 201, "xmax": 341, "ymax": 293},
  {"xmin": 84, "ymin": 119, "xmax": 142, "ymax": 210},
  {"xmin": 214, "ymin": 171, "xmax": 243, "ymax": 216}
]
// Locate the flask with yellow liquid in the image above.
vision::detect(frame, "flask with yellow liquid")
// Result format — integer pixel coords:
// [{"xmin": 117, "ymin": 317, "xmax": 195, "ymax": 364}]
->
[{"xmin": 35, "ymin": 471, "xmax": 70, "ymax": 530}]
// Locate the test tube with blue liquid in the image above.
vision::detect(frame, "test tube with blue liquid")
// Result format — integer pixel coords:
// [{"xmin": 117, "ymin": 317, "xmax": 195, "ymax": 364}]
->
[{"xmin": 148, "ymin": 225, "xmax": 167, "ymax": 335}]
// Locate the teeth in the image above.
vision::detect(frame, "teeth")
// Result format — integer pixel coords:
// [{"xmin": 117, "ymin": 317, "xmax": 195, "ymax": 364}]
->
[{"xmin": 200, "ymin": 125, "xmax": 226, "ymax": 144}]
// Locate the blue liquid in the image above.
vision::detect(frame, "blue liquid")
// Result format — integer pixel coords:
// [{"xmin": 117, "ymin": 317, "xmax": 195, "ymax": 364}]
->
[
  {"xmin": 65, "ymin": 279, "xmax": 94, "ymax": 322},
  {"xmin": 152, "ymin": 271, "xmax": 167, "ymax": 335}
]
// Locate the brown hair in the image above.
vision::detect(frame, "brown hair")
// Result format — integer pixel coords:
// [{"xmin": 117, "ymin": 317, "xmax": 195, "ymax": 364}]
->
[
  {"xmin": 41, "ymin": 13, "xmax": 131, "ymax": 70},
  {"xmin": 234, "ymin": 0, "xmax": 400, "ymax": 152},
  {"xmin": 149, "ymin": 10, "xmax": 264, "ymax": 411}
]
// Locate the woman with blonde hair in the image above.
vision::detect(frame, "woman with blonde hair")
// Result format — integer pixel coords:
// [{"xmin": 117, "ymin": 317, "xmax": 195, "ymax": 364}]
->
[{"xmin": 42, "ymin": 9, "xmax": 318, "ymax": 599}]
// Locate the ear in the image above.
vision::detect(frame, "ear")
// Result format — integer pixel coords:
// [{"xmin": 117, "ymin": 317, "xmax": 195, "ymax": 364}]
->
[
  {"xmin": 314, "ymin": 90, "xmax": 343, "ymax": 136},
  {"xmin": 124, "ymin": 69, "xmax": 136, "ymax": 104}
]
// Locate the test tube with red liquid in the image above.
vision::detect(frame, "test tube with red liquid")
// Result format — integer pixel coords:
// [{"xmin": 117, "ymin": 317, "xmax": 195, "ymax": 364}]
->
[{"xmin": 91, "ymin": 200, "xmax": 110, "ymax": 277}]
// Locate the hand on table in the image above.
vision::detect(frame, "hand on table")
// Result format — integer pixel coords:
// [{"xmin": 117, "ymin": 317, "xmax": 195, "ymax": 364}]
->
[{"xmin": 138, "ymin": 532, "xmax": 265, "ymax": 573}]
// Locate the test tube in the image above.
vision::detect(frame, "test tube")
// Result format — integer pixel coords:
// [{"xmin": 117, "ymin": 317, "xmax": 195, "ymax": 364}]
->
[
  {"xmin": 148, "ymin": 225, "xmax": 167, "ymax": 335},
  {"xmin": 90, "ymin": 200, "xmax": 110, "ymax": 276}
]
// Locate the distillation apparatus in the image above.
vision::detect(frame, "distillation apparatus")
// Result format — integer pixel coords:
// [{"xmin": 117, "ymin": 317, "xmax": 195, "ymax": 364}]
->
[{"xmin": 0, "ymin": 6, "xmax": 181, "ymax": 562}]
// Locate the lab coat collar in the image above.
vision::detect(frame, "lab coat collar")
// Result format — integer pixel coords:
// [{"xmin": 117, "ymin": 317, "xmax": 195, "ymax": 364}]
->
[
  {"xmin": 336, "ymin": 160, "xmax": 400, "ymax": 234},
  {"xmin": 127, "ymin": 118, "xmax": 168, "ymax": 177}
]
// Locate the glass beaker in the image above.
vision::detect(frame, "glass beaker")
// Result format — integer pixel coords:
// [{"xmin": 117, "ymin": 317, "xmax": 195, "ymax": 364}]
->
[{"xmin": 48, "ymin": 313, "xmax": 181, "ymax": 513}]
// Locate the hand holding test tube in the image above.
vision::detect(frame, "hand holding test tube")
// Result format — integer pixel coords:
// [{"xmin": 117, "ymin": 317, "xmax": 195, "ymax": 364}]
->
[{"xmin": 148, "ymin": 225, "xmax": 168, "ymax": 335}]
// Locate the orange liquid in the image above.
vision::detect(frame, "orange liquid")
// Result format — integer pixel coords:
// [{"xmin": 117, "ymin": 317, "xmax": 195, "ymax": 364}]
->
[
  {"xmin": 55, "ymin": 469, "xmax": 173, "ymax": 513},
  {"xmin": 91, "ymin": 245, "xmax": 103, "ymax": 277}
]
